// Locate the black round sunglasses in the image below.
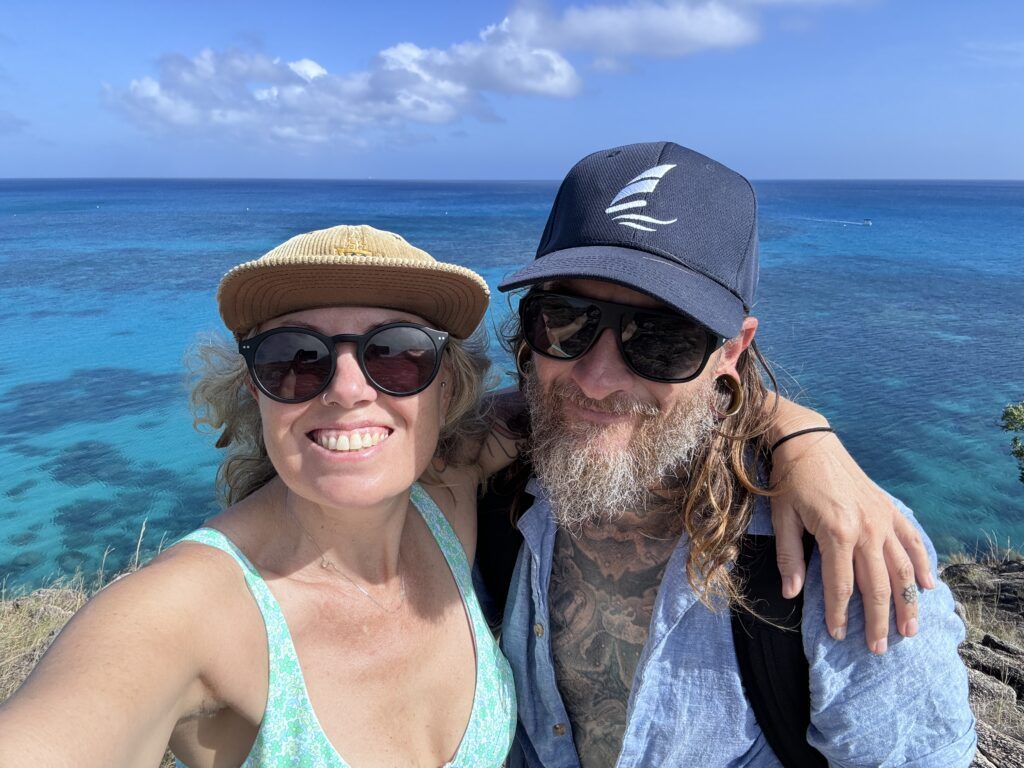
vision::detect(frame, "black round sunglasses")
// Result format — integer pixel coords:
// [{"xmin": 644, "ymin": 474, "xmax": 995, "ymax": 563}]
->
[{"xmin": 239, "ymin": 323, "xmax": 449, "ymax": 403}]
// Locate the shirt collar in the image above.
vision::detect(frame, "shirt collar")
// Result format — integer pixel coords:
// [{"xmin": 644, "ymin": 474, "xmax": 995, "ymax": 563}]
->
[{"xmin": 517, "ymin": 477, "xmax": 557, "ymax": 558}]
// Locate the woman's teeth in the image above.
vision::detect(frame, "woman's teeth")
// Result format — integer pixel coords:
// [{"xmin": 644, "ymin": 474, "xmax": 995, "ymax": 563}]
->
[{"xmin": 313, "ymin": 429, "xmax": 390, "ymax": 452}]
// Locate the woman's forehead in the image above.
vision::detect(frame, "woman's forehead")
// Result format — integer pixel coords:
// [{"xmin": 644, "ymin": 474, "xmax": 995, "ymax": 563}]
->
[{"xmin": 261, "ymin": 305, "xmax": 429, "ymax": 333}]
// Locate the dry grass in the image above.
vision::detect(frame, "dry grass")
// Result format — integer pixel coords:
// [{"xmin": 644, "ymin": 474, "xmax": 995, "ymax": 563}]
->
[
  {"xmin": 0, "ymin": 574, "xmax": 89, "ymax": 702},
  {"xmin": 0, "ymin": 525, "xmax": 176, "ymax": 767},
  {"xmin": 941, "ymin": 538, "xmax": 1024, "ymax": 745},
  {"xmin": 943, "ymin": 534, "xmax": 1024, "ymax": 648},
  {"xmin": 960, "ymin": 602, "xmax": 1024, "ymax": 650},
  {"xmin": 944, "ymin": 532, "xmax": 1024, "ymax": 567}
]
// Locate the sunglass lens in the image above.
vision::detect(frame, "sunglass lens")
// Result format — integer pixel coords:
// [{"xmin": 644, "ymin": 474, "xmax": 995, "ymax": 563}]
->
[
  {"xmin": 523, "ymin": 295, "xmax": 600, "ymax": 359},
  {"xmin": 621, "ymin": 311, "xmax": 710, "ymax": 380},
  {"xmin": 363, "ymin": 326, "xmax": 439, "ymax": 394},
  {"xmin": 253, "ymin": 332, "xmax": 333, "ymax": 402}
]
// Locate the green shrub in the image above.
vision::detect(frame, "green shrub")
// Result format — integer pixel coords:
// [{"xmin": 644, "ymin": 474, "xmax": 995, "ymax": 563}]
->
[{"xmin": 1002, "ymin": 400, "xmax": 1024, "ymax": 485}]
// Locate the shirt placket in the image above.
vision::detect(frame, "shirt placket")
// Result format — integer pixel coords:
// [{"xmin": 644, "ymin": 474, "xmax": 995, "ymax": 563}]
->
[
  {"xmin": 614, "ymin": 536, "xmax": 698, "ymax": 768},
  {"xmin": 528, "ymin": 522, "xmax": 581, "ymax": 767},
  {"xmin": 509, "ymin": 486, "xmax": 581, "ymax": 768}
]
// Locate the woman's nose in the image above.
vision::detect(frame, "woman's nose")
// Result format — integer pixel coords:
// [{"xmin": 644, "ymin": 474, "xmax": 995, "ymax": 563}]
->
[{"xmin": 321, "ymin": 345, "xmax": 377, "ymax": 407}]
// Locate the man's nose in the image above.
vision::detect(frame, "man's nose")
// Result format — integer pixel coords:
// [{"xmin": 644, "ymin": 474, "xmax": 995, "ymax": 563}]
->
[
  {"xmin": 569, "ymin": 328, "xmax": 634, "ymax": 401},
  {"xmin": 322, "ymin": 345, "xmax": 377, "ymax": 408}
]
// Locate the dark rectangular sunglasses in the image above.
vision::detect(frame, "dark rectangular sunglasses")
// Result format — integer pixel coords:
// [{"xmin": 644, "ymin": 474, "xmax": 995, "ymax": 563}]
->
[
  {"xmin": 519, "ymin": 291, "xmax": 724, "ymax": 383},
  {"xmin": 239, "ymin": 323, "xmax": 449, "ymax": 403}
]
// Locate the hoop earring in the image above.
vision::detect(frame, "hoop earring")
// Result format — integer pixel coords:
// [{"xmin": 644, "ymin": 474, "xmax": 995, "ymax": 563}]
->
[
  {"xmin": 713, "ymin": 373, "xmax": 744, "ymax": 418},
  {"xmin": 515, "ymin": 340, "xmax": 532, "ymax": 378}
]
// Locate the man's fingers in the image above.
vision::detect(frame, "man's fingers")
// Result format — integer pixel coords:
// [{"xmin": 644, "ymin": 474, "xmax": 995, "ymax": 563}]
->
[
  {"xmin": 817, "ymin": 539, "xmax": 854, "ymax": 642},
  {"xmin": 771, "ymin": 502, "xmax": 807, "ymax": 599},
  {"xmin": 885, "ymin": 534, "xmax": 920, "ymax": 638},
  {"xmin": 892, "ymin": 511, "xmax": 935, "ymax": 589},
  {"xmin": 854, "ymin": 547, "xmax": 892, "ymax": 654}
]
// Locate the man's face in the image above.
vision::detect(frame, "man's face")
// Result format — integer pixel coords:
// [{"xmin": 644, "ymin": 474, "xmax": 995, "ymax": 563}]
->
[{"xmin": 523, "ymin": 279, "xmax": 723, "ymax": 528}]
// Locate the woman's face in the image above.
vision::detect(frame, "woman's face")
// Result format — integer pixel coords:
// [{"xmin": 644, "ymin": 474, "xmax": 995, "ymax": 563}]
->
[{"xmin": 252, "ymin": 306, "xmax": 450, "ymax": 510}]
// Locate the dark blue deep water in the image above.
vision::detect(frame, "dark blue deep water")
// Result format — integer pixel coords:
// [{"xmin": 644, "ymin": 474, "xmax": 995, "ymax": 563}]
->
[{"xmin": 1, "ymin": 179, "xmax": 1022, "ymax": 588}]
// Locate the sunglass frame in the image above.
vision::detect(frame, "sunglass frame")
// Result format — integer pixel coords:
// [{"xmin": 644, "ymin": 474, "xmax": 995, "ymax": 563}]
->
[
  {"xmin": 239, "ymin": 322, "xmax": 450, "ymax": 403},
  {"xmin": 519, "ymin": 291, "xmax": 726, "ymax": 383}
]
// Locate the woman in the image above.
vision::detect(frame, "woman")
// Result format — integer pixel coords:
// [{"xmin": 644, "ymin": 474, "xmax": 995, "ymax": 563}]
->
[{"xmin": 0, "ymin": 225, "xmax": 929, "ymax": 767}]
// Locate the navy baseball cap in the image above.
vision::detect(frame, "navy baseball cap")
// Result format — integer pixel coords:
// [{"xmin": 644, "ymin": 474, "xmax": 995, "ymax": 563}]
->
[{"xmin": 498, "ymin": 141, "xmax": 758, "ymax": 339}]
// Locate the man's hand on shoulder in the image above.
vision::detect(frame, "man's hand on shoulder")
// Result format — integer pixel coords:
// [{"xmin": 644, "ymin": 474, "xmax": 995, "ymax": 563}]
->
[{"xmin": 767, "ymin": 397, "xmax": 935, "ymax": 653}]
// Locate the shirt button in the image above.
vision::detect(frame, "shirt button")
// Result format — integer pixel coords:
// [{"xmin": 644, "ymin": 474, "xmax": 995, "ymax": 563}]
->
[
  {"xmin": 552, "ymin": 723, "xmax": 566, "ymax": 737},
  {"xmin": 533, "ymin": 622, "xmax": 545, "ymax": 638}
]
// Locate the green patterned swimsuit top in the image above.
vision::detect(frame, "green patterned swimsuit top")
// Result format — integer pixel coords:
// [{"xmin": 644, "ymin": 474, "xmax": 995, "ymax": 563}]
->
[{"xmin": 174, "ymin": 484, "xmax": 517, "ymax": 768}]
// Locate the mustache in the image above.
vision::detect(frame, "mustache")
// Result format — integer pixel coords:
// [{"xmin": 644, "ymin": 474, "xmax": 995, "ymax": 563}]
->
[{"xmin": 550, "ymin": 381, "xmax": 660, "ymax": 418}]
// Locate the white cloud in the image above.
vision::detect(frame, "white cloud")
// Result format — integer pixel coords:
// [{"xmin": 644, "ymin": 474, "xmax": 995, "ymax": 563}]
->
[
  {"xmin": 288, "ymin": 58, "xmax": 328, "ymax": 82},
  {"xmin": 121, "ymin": 76, "xmax": 201, "ymax": 127},
  {"xmin": 510, "ymin": 1, "xmax": 758, "ymax": 57},
  {"xmin": 106, "ymin": 0, "xmax": 858, "ymax": 146}
]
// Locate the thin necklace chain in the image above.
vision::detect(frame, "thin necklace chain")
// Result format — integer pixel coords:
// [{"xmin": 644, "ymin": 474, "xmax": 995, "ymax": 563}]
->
[{"xmin": 287, "ymin": 507, "xmax": 406, "ymax": 613}]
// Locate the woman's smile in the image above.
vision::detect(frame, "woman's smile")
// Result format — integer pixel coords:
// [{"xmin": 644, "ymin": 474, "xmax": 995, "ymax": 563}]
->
[{"xmin": 306, "ymin": 425, "xmax": 393, "ymax": 456}]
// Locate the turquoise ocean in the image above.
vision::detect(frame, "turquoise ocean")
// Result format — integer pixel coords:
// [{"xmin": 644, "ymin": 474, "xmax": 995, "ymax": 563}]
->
[{"xmin": 1, "ymin": 179, "xmax": 1022, "ymax": 589}]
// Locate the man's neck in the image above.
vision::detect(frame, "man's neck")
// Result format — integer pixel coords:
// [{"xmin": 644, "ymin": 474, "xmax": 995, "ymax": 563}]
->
[{"xmin": 580, "ymin": 491, "xmax": 681, "ymax": 542}]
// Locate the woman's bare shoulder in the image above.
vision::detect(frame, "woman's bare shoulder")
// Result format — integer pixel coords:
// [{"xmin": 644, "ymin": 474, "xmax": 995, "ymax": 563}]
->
[{"xmin": 84, "ymin": 535, "xmax": 261, "ymax": 663}]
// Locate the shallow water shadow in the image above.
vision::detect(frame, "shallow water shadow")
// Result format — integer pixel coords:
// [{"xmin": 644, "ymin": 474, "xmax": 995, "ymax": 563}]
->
[{"xmin": 0, "ymin": 367, "xmax": 182, "ymax": 438}]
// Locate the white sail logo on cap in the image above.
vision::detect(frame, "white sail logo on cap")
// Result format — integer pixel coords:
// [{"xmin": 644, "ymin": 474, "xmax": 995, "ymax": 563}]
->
[{"xmin": 605, "ymin": 164, "xmax": 679, "ymax": 232}]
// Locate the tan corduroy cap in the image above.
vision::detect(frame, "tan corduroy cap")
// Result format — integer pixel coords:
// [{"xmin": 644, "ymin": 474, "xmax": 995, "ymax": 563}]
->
[{"xmin": 217, "ymin": 225, "xmax": 490, "ymax": 339}]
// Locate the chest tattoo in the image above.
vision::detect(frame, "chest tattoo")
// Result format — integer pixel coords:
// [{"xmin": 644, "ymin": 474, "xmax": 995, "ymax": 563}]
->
[{"xmin": 548, "ymin": 525, "xmax": 675, "ymax": 768}]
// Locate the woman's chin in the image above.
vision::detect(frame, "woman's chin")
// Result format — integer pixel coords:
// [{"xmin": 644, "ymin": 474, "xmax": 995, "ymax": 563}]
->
[{"xmin": 290, "ymin": 473, "xmax": 416, "ymax": 512}]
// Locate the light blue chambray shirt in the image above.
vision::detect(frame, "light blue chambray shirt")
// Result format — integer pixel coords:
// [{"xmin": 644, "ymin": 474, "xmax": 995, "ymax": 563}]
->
[{"xmin": 500, "ymin": 479, "xmax": 977, "ymax": 768}]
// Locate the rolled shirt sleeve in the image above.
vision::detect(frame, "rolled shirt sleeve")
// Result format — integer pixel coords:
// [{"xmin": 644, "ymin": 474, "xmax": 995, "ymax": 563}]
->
[{"xmin": 801, "ymin": 496, "xmax": 977, "ymax": 767}]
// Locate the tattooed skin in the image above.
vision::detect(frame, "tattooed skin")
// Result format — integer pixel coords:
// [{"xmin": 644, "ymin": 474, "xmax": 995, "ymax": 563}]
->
[
  {"xmin": 548, "ymin": 514, "xmax": 678, "ymax": 768},
  {"xmin": 902, "ymin": 584, "xmax": 918, "ymax": 604}
]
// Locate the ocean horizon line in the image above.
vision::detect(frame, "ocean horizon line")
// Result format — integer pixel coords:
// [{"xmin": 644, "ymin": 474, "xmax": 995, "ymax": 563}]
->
[{"xmin": 2, "ymin": 176, "xmax": 1024, "ymax": 185}]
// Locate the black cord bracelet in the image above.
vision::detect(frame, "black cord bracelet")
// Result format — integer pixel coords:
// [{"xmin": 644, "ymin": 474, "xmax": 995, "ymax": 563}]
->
[{"xmin": 770, "ymin": 426, "xmax": 836, "ymax": 454}]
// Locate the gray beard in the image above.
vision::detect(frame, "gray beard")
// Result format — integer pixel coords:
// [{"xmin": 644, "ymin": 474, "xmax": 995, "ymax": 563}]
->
[{"xmin": 523, "ymin": 369, "xmax": 717, "ymax": 532}]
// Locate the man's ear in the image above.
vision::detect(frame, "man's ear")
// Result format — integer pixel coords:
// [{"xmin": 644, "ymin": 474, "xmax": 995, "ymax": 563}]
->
[{"xmin": 712, "ymin": 316, "xmax": 758, "ymax": 380}]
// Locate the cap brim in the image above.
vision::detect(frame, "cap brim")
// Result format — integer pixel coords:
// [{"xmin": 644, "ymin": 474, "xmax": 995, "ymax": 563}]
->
[
  {"xmin": 498, "ymin": 245, "xmax": 745, "ymax": 338},
  {"xmin": 219, "ymin": 258, "xmax": 489, "ymax": 339}
]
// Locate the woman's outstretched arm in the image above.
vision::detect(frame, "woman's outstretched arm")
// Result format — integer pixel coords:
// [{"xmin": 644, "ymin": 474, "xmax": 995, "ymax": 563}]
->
[{"xmin": 0, "ymin": 548, "xmax": 226, "ymax": 767}]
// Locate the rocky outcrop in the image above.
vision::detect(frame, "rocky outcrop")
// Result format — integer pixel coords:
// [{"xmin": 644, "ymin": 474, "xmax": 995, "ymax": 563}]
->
[
  {"xmin": 944, "ymin": 559, "xmax": 1024, "ymax": 767},
  {"xmin": 945, "ymin": 560, "xmax": 1024, "ymax": 633}
]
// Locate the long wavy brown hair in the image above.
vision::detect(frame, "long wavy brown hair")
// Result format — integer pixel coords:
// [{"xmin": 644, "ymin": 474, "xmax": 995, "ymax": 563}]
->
[
  {"xmin": 187, "ymin": 328, "xmax": 492, "ymax": 507},
  {"xmin": 502, "ymin": 289, "xmax": 779, "ymax": 610}
]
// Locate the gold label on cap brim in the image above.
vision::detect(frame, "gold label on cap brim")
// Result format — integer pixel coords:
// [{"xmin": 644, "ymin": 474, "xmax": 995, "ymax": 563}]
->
[{"xmin": 332, "ymin": 246, "xmax": 374, "ymax": 257}]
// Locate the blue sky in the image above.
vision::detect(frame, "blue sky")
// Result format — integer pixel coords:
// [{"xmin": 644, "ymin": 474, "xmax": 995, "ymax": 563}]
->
[{"xmin": 1, "ymin": 0, "xmax": 1021, "ymax": 179}]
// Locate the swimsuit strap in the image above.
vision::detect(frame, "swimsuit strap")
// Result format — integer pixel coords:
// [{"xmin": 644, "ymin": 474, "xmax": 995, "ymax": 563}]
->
[
  {"xmin": 410, "ymin": 484, "xmax": 476, "ymax": 590},
  {"xmin": 410, "ymin": 484, "xmax": 518, "ymax": 767}
]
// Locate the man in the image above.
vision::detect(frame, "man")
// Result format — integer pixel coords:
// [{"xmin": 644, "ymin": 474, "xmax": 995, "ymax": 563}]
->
[{"xmin": 492, "ymin": 142, "xmax": 975, "ymax": 766}]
